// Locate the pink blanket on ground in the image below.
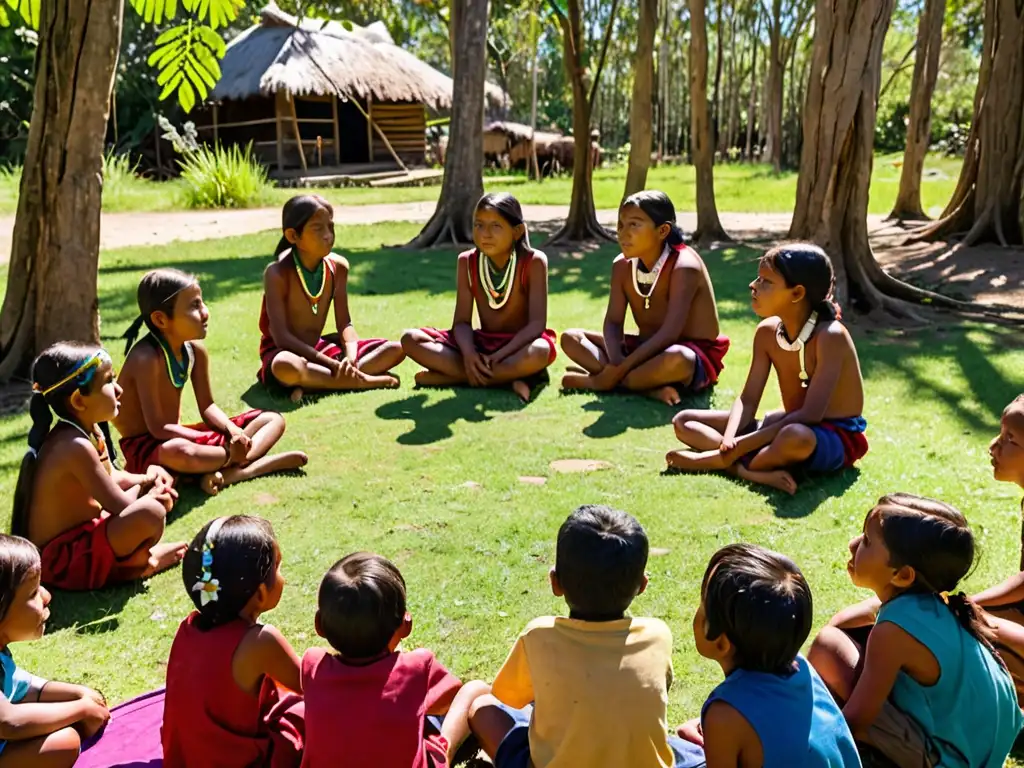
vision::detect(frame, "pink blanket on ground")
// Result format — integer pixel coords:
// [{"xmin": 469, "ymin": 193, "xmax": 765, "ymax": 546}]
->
[{"xmin": 79, "ymin": 688, "xmax": 164, "ymax": 767}]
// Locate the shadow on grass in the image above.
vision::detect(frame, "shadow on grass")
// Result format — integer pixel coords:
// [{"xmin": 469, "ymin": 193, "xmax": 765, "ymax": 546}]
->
[
  {"xmin": 375, "ymin": 389, "xmax": 525, "ymax": 445},
  {"xmin": 46, "ymin": 582, "xmax": 144, "ymax": 635},
  {"xmin": 566, "ymin": 387, "xmax": 711, "ymax": 439}
]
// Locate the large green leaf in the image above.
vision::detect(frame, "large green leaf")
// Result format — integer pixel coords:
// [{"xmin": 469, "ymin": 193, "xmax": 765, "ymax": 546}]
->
[
  {"xmin": 148, "ymin": 18, "xmax": 228, "ymax": 112},
  {"xmin": 129, "ymin": 0, "xmax": 179, "ymax": 26},
  {"xmin": 1, "ymin": 0, "xmax": 40, "ymax": 28}
]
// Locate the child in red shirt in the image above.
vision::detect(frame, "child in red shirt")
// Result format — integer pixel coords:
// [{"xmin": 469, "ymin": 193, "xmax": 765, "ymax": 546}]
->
[
  {"xmin": 162, "ymin": 516, "xmax": 304, "ymax": 768},
  {"xmin": 301, "ymin": 552, "xmax": 489, "ymax": 767}
]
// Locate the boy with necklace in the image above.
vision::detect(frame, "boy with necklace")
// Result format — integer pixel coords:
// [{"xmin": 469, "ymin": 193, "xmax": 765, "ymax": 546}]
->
[
  {"xmin": 402, "ymin": 193, "xmax": 557, "ymax": 403},
  {"xmin": 258, "ymin": 195, "xmax": 404, "ymax": 401},
  {"xmin": 560, "ymin": 191, "xmax": 730, "ymax": 406},
  {"xmin": 667, "ymin": 244, "xmax": 867, "ymax": 495},
  {"xmin": 117, "ymin": 269, "xmax": 307, "ymax": 495}
]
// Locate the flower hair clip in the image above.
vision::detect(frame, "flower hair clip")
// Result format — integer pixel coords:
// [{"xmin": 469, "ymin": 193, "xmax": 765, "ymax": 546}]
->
[{"xmin": 192, "ymin": 517, "xmax": 226, "ymax": 607}]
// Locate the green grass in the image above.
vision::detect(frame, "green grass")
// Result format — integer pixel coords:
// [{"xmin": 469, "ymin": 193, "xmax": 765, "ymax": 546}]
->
[
  {"xmin": 0, "ymin": 152, "xmax": 963, "ymax": 216},
  {"xmin": 0, "ymin": 222, "xmax": 1021, "ymax": 753}
]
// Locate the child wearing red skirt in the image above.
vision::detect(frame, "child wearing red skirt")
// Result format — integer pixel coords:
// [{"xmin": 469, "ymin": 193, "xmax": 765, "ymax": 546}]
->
[
  {"xmin": 163, "ymin": 516, "xmax": 304, "ymax": 768},
  {"xmin": 401, "ymin": 193, "xmax": 557, "ymax": 403},
  {"xmin": 258, "ymin": 194, "xmax": 404, "ymax": 402},
  {"xmin": 115, "ymin": 269, "xmax": 307, "ymax": 495}
]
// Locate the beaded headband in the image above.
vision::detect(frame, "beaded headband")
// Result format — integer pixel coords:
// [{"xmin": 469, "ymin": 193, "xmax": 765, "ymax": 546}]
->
[
  {"xmin": 192, "ymin": 517, "xmax": 227, "ymax": 607},
  {"xmin": 33, "ymin": 350, "xmax": 112, "ymax": 397}
]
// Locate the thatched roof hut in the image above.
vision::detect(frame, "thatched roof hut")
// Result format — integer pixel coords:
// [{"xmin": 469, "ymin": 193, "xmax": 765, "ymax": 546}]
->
[{"xmin": 198, "ymin": 4, "xmax": 507, "ymax": 174}]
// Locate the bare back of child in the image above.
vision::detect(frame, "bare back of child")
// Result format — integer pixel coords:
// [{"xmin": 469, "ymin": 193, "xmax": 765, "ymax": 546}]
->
[
  {"xmin": 259, "ymin": 195, "xmax": 403, "ymax": 402},
  {"xmin": 668, "ymin": 244, "xmax": 866, "ymax": 495},
  {"xmin": 561, "ymin": 191, "xmax": 729, "ymax": 406},
  {"xmin": 13, "ymin": 344, "xmax": 186, "ymax": 591},
  {"xmin": 401, "ymin": 193, "xmax": 557, "ymax": 403},
  {"xmin": 116, "ymin": 270, "xmax": 307, "ymax": 496}
]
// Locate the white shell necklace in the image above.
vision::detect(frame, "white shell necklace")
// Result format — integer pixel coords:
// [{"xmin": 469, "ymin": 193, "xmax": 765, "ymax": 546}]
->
[
  {"xmin": 479, "ymin": 249, "xmax": 517, "ymax": 310},
  {"xmin": 631, "ymin": 245, "xmax": 671, "ymax": 310},
  {"xmin": 776, "ymin": 311, "xmax": 818, "ymax": 387}
]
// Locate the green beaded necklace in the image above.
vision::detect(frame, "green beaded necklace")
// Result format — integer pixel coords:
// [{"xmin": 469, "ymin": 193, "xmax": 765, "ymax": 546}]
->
[
  {"xmin": 292, "ymin": 251, "xmax": 327, "ymax": 314},
  {"xmin": 151, "ymin": 333, "xmax": 193, "ymax": 389}
]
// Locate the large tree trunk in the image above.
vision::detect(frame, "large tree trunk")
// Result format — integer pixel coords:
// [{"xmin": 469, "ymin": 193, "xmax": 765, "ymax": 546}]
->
[
  {"xmin": 745, "ymin": 16, "xmax": 760, "ymax": 160},
  {"xmin": 625, "ymin": 0, "xmax": 658, "ymax": 196},
  {"xmin": 915, "ymin": 0, "xmax": 1023, "ymax": 245},
  {"xmin": 712, "ymin": 0, "xmax": 725, "ymax": 149},
  {"xmin": 405, "ymin": 0, "xmax": 488, "ymax": 248},
  {"xmin": 0, "ymin": 0, "xmax": 123, "ymax": 380},
  {"xmin": 689, "ymin": 0, "xmax": 730, "ymax": 244},
  {"xmin": 763, "ymin": 0, "xmax": 784, "ymax": 172},
  {"xmin": 889, "ymin": 0, "xmax": 947, "ymax": 220},
  {"xmin": 547, "ymin": 0, "xmax": 619, "ymax": 244},
  {"xmin": 789, "ymin": 0, "xmax": 969, "ymax": 319}
]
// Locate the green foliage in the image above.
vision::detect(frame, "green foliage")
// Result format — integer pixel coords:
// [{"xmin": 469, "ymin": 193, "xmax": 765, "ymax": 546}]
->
[
  {"xmin": 148, "ymin": 21, "xmax": 226, "ymax": 112},
  {"xmin": 0, "ymin": 0, "xmax": 38, "ymax": 28},
  {"xmin": 178, "ymin": 142, "xmax": 270, "ymax": 208}
]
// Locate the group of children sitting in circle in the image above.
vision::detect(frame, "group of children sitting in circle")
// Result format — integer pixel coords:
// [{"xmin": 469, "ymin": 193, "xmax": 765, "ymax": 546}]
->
[{"xmin": 1, "ymin": 187, "xmax": 1022, "ymax": 766}]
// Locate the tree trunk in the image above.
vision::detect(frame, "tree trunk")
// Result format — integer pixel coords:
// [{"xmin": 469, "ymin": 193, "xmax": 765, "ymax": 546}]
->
[
  {"xmin": 788, "ymin": 0, "xmax": 966, "ymax": 319},
  {"xmin": 915, "ymin": 0, "xmax": 1023, "ymax": 245},
  {"xmin": 745, "ymin": 16, "xmax": 760, "ymax": 160},
  {"xmin": 0, "ymin": 0, "xmax": 123, "ymax": 380},
  {"xmin": 405, "ymin": 0, "xmax": 488, "ymax": 248},
  {"xmin": 890, "ymin": 0, "xmax": 946, "ymax": 220},
  {"xmin": 689, "ymin": 0, "xmax": 730, "ymax": 244},
  {"xmin": 763, "ymin": 0, "xmax": 783, "ymax": 172},
  {"xmin": 548, "ymin": 0, "xmax": 619, "ymax": 244},
  {"xmin": 712, "ymin": 0, "xmax": 725, "ymax": 150},
  {"xmin": 625, "ymin": 0, "xmax": 658, "ymax": 196}
]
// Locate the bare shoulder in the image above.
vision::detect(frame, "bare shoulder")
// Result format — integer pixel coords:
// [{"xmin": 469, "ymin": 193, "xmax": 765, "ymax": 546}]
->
[
  {"xmin": 190, "ymin": 340, "xmax": 210, "ymax": 362},
  {"xmin": 327, "ymin": 253, "xmax": 350, "ymax": 272},
  {"xmin": 264, "ymin": 258, "xmax": 288, "ymax": 284},
  {"xmin": 675, "ymin": 244, "xmax": 705, "ymax": 270},
  {"xmin": 753, "ymin": 317, "xmax": 782, "ymax": 341},
  {"xmin": 527, "ymin": 249, "xmax": 549, "ymax": 268},
  {"xmin": 45, "ymin": 427, "xmax": 96, "ymax": 464},
  {"xmin": 124, "ymin": 339, "xmax": 160, "ymax": 372},
  {"xmin": 817, "ymin": 318, "xmax": 855, "ymax": 351}
]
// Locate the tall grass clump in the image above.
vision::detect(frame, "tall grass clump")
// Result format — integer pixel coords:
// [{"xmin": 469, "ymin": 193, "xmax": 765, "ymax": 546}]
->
[{"xmin": 159, "ymin": 116, "xmax": 271, "ymax": 209}]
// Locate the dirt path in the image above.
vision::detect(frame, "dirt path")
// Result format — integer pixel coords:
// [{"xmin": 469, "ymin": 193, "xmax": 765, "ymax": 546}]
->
[{"xmin": 0, "ymin": 203, "xmax": 843, "ymax": 258}]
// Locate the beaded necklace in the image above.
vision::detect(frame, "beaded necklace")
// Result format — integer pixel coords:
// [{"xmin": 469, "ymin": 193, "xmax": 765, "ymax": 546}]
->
[
  {"xmin": 478, "ymin": 249, "xmax": 517, "ymax": 310},
  {"xmin": 151, "ymin": 333, "xmax": 193, "ymax": 389},
  {"xmin": 57, "ymin": 418, "xmax": 107, "ymax": 460},
  {"xmin": 292, "ymin": 251, "xmax": 327, "ymax": 314},
  {"xmin": 630, "ymin": 245, "xmax": 671, "ymax": 310},
  {"xmin": 775, "ymin": 312, "xmax": 818, "ymax": 388}
]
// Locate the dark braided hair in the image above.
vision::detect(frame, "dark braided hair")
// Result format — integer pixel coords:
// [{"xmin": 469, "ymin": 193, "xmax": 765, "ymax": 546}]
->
[
  {"xmin": 12, "ymin": 343, "xmax": 118, "ymax": 538},
  {"xmin": 760, "ymin": 243, "xmax": 841, "ymax": 321},
  {"xmin": 874, "ymin": 493, "xmax": 1005, "ymax": 669},
  {"xmin": 182, "ymin": 516, "xmax": 279, "ymax": 630},
  {"xmin": 122, "ymin": 268, "xmax": 198, "ymax": 355}
]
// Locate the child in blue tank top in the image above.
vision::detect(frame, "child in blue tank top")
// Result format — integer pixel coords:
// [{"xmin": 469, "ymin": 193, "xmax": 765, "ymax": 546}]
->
[
  {"xmin": 676, "ymin": 543, "xmax": 861, "ymax": 767},
  {"xmin": 810, "ymin": 493, "xmax": 1024, "ymax": 767}
]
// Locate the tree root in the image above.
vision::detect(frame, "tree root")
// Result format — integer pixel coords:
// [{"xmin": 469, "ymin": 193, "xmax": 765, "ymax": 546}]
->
[{"xmin": 545, "ymin": 210, "xmax": 615, "ymax": 246}]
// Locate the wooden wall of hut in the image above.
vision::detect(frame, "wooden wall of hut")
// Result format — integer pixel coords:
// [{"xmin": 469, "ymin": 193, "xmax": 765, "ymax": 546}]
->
[{"xmin": 370, "ymin": 102, "xmax": 426, "ymax": 163}]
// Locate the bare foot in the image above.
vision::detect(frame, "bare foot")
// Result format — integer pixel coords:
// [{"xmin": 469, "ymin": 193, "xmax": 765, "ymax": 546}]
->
[
  {"xmin": 511, "ymin": 380, "xmax": 531, "ymax": 402},
  {"xmin": 141, "ymin": 541, "xmax": 188, "ymax": 578},
  {"xmin": 220, "ymin": 451, "xmax": 309, "ymax": 488},
  {"xmin": 665, "ymin": 449, "xmax": 728, "ymax": 471},
  {"xmin": 645, "ymin": 385, "xmax": 681, "ymax": 406},
  {"xmin": 561, "ymin": 372, "xmax": 595, "ymax": 391},
  {"xmin": 200, "ymin": 471, "xmax": 225, "ymax": 495},
  {"xmin": 737, "ymin": 464, "xmax": 798, "ymax": 494},
  {"xmin": 289, "ymin": 387, "xmax": 304, "ymax": 404}
]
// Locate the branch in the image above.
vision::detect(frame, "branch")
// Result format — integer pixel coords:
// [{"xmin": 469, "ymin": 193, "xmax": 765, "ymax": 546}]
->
[
  {"xmin": 878, "ymin": 42, "xmax": 917, "ymax": 100},
  {"xmin": 780, "ymin": 0, "xmax": 812, "ymax": 58},
  {"xmin": 546, "ymin": 0, "xmax": 567, "ymax": 22},
  {"xmin": 587, "ymin": 0, "xmax": 622, "ymax": 111}
]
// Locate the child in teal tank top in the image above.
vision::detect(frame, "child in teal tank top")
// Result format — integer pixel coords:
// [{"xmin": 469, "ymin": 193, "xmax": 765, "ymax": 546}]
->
[
  {"xmin": 809, "ymin": 493, "xmax": 1023, "ymax": 767},
  {"xmin": 676, "ymin": 543, "xmax": 861, "ymax": 767}
]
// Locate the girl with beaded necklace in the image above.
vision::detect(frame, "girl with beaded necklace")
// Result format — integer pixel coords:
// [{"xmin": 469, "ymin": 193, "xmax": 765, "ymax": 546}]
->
[
  {"xmin": 258, "ymin": 194, "xmax": 403, "ymax": 402},
  {"xmin": 560, "ymin": 190, "xmax": 730, "ymax": 406},
  {"xmin": 401, "ymin": 192, "xmax": 557, "ymax": 402},
  {"xmin": 11, "ymin": 342, "xmax": 186, "ymax": 591},
  {"xmin": 667, "ymin": 244, "xmax": 867, "ymax": 494},
  {"xmin": 116, "ymin": 269, "xmax": 307, "ymax": 495}
]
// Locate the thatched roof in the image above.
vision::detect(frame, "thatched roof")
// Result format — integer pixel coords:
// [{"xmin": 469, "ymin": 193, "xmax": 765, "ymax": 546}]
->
[{"xmin": 212, "ymin": 4, "xmax": 507, "ymax": 111}]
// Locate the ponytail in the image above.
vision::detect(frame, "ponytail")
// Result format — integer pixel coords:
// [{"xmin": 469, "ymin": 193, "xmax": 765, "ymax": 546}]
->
[
  {"xmin": 666, "ymin": 223, "xmax": 686, "ymax": 249},
  {"xmin": 123, "ymin": 315, "xmax": 146, "ymax": 356},
  {"xmin": 946, "ymin": 592, "xmax": 1007, "ymax": 671},
  {"xmin": 274, "ymin": 235, "xmax": 292, "ymax": 258},
  {"xmin": 11, "ymin": 393, "xmax": 54, "ymax": 537}
]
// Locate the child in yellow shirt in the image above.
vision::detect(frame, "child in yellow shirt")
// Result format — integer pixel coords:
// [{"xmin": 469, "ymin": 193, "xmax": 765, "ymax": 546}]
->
[{"xmin": 467, "ymin": 505, "xmax": 705, "ymax": 768}]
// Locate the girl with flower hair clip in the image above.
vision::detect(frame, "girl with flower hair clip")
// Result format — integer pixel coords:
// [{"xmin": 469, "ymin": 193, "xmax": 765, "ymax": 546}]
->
[
  {"xmin": 162, "ymin": 515, "xmax": 305, "ymax": 767},
  {"xmin": 11, "ymin": 342, "xmax": 185, "ymax": 591}
]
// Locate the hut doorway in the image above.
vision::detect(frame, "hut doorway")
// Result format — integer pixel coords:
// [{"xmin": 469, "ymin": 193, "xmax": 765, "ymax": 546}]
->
[{"xmin": 335, "ymin": 99, "xmax": 370, "ymax": 163}]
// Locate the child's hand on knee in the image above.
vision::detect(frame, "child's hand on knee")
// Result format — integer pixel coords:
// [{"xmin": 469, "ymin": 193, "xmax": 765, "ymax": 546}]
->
[{"xmin": 677, "ymin": 718, "xmax": 704, "ymax": 746}]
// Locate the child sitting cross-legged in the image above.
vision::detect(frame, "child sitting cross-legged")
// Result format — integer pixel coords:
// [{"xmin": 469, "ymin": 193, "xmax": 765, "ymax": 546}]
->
[
  {"xmin": 162, "ymin": 516, "xmax": 304, "ymax": 768},
  {"xmin": 468, "ymin": 505, "xmax": 703, "ymax": 768},
  {"xmin": 676, "ymin": 543, "xmax": 860, "ymax": 767},
  {"xmin": 0, "ymin": 534, "xmax": 110, "ymax": 767},
  {"xmin": 809, "ymin": 494, "xmax": 1023, "ymax": 767},
  {"xmin": 301, "ymin": 552, "xmax": 489, "ymax": 767}
]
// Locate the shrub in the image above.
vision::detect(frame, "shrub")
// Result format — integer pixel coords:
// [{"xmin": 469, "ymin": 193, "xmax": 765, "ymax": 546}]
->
[{"xmin": 178, "ymin": 143, "xmax": 270, "ymax": 209}]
